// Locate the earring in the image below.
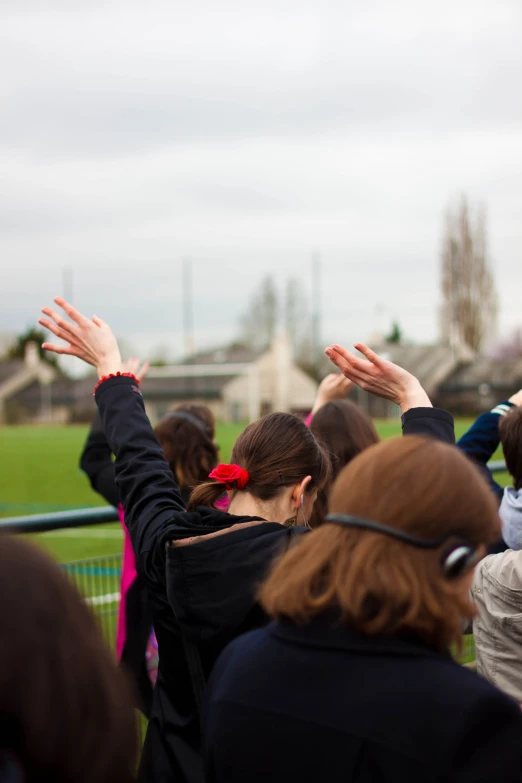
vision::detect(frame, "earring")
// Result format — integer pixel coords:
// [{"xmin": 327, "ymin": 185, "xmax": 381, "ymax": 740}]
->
[{"xmin": 284, "ymin": 497, "xmax": 301, "ymax": 528}]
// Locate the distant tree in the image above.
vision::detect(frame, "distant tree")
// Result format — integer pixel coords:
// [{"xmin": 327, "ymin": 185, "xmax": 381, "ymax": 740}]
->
[
  {"xmin": 285, "ymin": 277, "xmax": 312, "ymax": 357},
  {"xmin": 8, "ymin": 327, "xmax": 57, "ymax": 366},
  {"xmin": 440, "ymin": 196, "xmax": 497, "ymax": 352},
  {"xmin": 385, "ymin": 321, "xmax": 402, "ymax": 344},
  {"xmin": 238, "ymin": 274, "xmax": 279, "ymax": 351},
  {"xmin": 492, "ymin": 328, "xmax": 522, "ymax": 360}
]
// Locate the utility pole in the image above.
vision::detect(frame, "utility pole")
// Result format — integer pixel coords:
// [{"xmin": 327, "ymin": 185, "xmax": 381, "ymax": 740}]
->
[
  {"xmin": 311, "ymin": 250, "xmax": 321, "ymax": 376},
  {"xmin": 182, "ymin": 257, "xmax": 195, "ymax": 357},
  {"xmin": 62, "ymin": 266, "xmax": 73, "ymax": 303}
]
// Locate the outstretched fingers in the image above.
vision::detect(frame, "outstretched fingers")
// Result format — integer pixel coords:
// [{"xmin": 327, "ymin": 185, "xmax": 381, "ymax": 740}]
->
[
  {"xmin": 354, "ymin": 343, "xmax": 385, "ymax": 368},
  {"xmin": 53, "ymin": 297, "xmax": 91, "ymax": 328},
  {"xmin": 325, "ymin": 347, "xmax": 368, "ymax": 387},
  {"xmin": 38, "ymin": 317, "xmax": 81, "ymax": 347},
  {"xmin": 41, "ymin": 342, "xmax": 80, "ymax": 357},
  {"xmin": 41, "ymin": 307, "xmax": 78, "ymax": 338}
]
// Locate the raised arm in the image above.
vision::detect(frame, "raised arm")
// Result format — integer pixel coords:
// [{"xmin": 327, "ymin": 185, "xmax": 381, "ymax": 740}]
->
[
  {"xmin": 457, "ymin": 394, "xmax": 521, "ymax": 499},
  {"xmin": 325, "ymin": 342, "xmax": 455, "ymax": 445},
  {"xmin": 80, "ymin": 411, "xmax": 119, "ymax": 507},
  {"xmin": 39, "ymin": 298, "xmax": 185, "ymax": 579},
  {"xmin": 79, "ymin": 358, "xmax": 151, "ymax": 508}
]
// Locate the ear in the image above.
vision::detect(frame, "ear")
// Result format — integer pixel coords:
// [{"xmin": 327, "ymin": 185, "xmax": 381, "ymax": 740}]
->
[{"xmin": 293, "ymin": 475, "xmax": 312, "ymax": 509}]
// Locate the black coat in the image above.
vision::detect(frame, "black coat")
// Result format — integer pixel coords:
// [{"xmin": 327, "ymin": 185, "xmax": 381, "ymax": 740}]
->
[
  {"xmin": 95, "ymin": 376, "xmax": 456, "ymax": 783},
  {"xmin": 79, "ymin": 413, "xmax": 155, "ymax": 718},
  {"xmin": 203, "ymin": 618, "xmax": 522, "ymax": 783}
]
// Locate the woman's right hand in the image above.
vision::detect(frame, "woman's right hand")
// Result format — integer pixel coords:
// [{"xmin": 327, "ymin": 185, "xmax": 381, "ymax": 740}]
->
[
  {"xmin": 39, "ymin": 297, "xmax": 123, "ymax": 379},
  {"xmin": 325, "ymin": 342, "xmax": 431, "ymax": 413}
]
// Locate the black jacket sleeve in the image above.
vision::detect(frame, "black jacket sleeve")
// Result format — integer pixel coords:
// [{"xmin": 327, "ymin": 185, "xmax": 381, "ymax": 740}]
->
[
  {"xmin": 79, "ymin": 411, "xmax": 120, "ymax": 507},
  {"xmin": 457, "ymin": 402, "xmax": 513, "ymax": 499},
  {"xmin": 95, "ymin": 375, "xmax": 186, "ymax": 584},
  {"xmin": 401, "ymin": 407, "xmax": 455, "ymax": 445}
]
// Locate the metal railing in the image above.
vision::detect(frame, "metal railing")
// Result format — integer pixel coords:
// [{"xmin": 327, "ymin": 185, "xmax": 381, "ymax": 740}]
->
[
  {"xmin": 0, "ymin": 506, "xmax": 122, "ymax": 651},
  {"xmin": 0, "ymin": 505, "xmax": 119, "ymax": 533}
]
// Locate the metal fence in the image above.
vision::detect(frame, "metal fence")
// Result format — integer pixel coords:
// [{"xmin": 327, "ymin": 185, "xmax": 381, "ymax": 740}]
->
[
  {"xmin": 62, "ymin": 553, "xmax": 122, "ymax": 649},
  {"xmin": 0, "ymin": 507, "xmax": 122, "ymax": 651}
]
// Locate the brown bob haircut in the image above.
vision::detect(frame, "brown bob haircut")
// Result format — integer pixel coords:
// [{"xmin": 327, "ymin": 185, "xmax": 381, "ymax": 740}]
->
[
  {"xmin": 154, "ymin": 403, "xmax": 218, "ymax": 491},
  {"xmin": 261, "ymin": 436, "xmax": 501, "ymax": 651},
  {"xmin": 310, "ymin": 400, "xmax": 379, "ymax": 527},
  {"xmin": 0, "ymin": 535, "xmax": 136, "ymax": 782},
  {"xmin": 189, "ymin": 412, "xmax": 331, "ymax": 511},
  {"xmin": 499, "ymin": 405, "xmax": 522, "ymax": 490}
]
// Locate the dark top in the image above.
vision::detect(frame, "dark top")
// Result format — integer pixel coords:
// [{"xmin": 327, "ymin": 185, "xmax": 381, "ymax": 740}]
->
[
  {"xmin": 457, "ymin": 401, "xmax": 514, "ymax": 500},
  {"xmin": 95, "ymin": 376, "xmax": 456, "ymax": 783},
  {"xmin": 457, "ymin": 402, "xmax": 513, "ymax": 554},
  {"xmin": 203, "ymin": 618, "xmax": 522, "ymax": 783},
  {"xmin": 79, "ymin": 411, "xmax": 120, "ymax": 507}
]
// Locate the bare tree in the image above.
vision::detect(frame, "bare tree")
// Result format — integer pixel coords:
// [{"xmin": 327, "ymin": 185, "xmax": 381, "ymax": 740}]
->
[
  {"xmin": 441, "ymin": 196, "xmax": 497, "ymax": 352},
  {"xmin": 284, "ymin": 277, "xmax": 312, "ymax": 358},
  {"xmin": 238, "ymin": 274, "xmax": 279, "ymax": 350}
]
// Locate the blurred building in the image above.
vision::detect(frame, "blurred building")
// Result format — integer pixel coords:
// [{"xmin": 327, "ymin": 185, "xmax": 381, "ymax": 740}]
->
[{"xmin": 141, "ymin": 335, "xmax": 318, "ymax": 423}]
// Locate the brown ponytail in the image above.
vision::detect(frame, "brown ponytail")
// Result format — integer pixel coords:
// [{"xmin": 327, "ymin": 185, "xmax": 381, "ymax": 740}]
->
[{"xmin": 188, "ymin": 412, "xmax": 331, "ymax": 510}]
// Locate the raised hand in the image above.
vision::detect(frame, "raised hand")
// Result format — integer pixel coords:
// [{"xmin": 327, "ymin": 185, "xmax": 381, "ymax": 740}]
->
[
  {"xmin": 324, "ymin": 342, "xmax": 431, "ymax": 413},
  {"xmin": 312, "ymin": 373, "xmax": 355, "ymax": 415},
  {"xmin": 122, "ymin": 357, "xmax": 150, "ymax": 384},
  {"xmin": 39, "ymin": 297, "xmax": 122, "ymax": 379}
]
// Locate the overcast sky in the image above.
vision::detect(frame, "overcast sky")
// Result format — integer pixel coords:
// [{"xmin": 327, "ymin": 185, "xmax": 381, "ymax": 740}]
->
[{"xmin": 1, "ymin": 0, "xmax": 521, "ymax": 365}]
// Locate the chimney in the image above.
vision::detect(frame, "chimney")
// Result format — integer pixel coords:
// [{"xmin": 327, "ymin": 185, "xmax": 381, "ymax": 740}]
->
[{"xmin": 24, "ymin": 342, "xmax": 40, "ymax": 369}]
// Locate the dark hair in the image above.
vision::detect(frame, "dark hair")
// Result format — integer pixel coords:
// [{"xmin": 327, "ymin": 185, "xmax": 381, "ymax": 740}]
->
[
  {"xmin": 499, "ymin": 406, "xmax": 522, "ymax": 490},
  {"xmin": 171, "ymin": 403, "xmax": 216, "ymax": 439},
  {"xmin": 261, "ymin": 436, "xmax": 500, "ymax": 651},
  {"xmin": 0, "ymin": 535, "xmax": 137, "ymax": 782},
  {"xmin": 188, "ymin": 412, "xmax": 331, "ymax": 510},
  {"xmin": 309, "ymin": 400, "xmax": 379, "ymax": 527},
  {"xmin": 154, "ymin": 403, "xmax": 218, "ymax": 490}
]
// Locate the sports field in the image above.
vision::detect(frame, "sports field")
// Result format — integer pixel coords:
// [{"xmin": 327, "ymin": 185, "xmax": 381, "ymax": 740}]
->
[{"xmin": 0, "ymin": 419, "xmax": 507, "ymax": 566}]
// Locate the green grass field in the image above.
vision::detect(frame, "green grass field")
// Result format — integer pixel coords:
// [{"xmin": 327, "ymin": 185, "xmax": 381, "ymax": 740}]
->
[{"xmin": 0, "ymin": 419, "xmax": 508, "ymax": 566}]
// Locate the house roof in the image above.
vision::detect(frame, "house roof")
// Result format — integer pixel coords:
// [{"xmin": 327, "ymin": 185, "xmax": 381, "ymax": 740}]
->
[
  {"xmin": 0, "ymin": 359, "xmax": 24, "ymax": 384},
  {"xmin": 181, "ymin": 344, "xmax": 258, "ymax": 366},
  {"xmin": 439, "ymin": 357, "xmax": 522, "ymax": 392},
  {"xmin": 141, "ymin": 373, "xmax": 237, "ymax": 400}
]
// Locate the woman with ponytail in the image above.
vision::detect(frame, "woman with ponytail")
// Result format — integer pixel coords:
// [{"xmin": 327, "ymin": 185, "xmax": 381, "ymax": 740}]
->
[{"xmin": 39, "ymin": 299, "xmax": 455, "ymax": 783}]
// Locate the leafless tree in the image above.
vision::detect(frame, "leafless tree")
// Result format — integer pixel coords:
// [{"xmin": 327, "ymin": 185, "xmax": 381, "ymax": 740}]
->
[
  {"xmin": 441, "ymin": 196, "xmax": 497, "ymax": 352},
  {"xmin": 285, "ymin": 277, "xmax": 312, "ymax": 357},
  {"xmin": 238, "ymin": 274, "xmax": 279, "ymax": 350}
]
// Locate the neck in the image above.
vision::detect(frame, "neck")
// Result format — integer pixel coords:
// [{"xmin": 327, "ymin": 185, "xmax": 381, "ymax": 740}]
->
[{"xmin": 227, "ymin": 492, "xmax": 285, "ymax": 524}]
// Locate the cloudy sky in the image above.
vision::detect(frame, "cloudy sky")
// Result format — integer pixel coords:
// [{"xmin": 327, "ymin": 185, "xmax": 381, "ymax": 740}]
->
[{"xmin": 1, "ymin": 0, "xmax": 521, "ymax": 364}]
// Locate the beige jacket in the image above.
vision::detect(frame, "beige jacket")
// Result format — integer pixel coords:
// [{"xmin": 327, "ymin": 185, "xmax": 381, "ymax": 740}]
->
[{"xmin": 472, "ymin": 549, "xmax": 522, "ymax": 703}]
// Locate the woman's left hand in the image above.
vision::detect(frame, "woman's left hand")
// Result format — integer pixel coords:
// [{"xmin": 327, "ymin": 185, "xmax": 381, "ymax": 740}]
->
[
  {"xmin": 325, "ymin": 342, "xmax": 431, "ymax": 413},
  {"xmin": 39, "ymin": 297, "xmax": 122, "ymax": 379}
]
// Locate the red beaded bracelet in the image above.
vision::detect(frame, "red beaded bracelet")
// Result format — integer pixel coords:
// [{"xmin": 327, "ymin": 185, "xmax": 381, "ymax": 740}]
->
[{"xmin": 92, "ymin": 372, "xmax": 139, "ymax": 396}]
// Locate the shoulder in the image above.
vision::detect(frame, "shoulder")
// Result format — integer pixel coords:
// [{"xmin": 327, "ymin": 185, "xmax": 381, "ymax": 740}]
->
[
  {"xmin": 474, "ymin": 548, "xmax": 522, "ymax": 587},
  {"xmin": 207, "ymin": 625, "xmax": 273, "ymax": 694}
]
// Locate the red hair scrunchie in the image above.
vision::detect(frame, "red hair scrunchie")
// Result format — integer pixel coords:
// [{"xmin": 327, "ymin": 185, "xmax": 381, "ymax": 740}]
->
[{"xmin": 209, "ymin": 464, "xmax": 249, "ymax": 490}]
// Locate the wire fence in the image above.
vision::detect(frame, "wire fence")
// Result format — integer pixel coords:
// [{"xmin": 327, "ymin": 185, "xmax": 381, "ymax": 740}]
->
[{"xmin": 61, "ymin": 553, "xmax": 122, "ymax": 649}]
